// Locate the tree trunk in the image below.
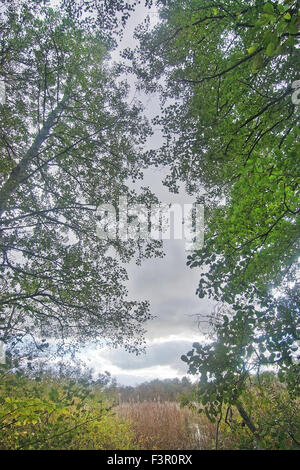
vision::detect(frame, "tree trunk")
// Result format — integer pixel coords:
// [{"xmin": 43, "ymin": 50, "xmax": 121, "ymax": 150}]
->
[
  {"xmin": 235, "ymin": 400, "xmax": 262, "ymax": 448},
  {"xmin": 0, "ymin": 93, "xmax": 68, "ymax": 218}
]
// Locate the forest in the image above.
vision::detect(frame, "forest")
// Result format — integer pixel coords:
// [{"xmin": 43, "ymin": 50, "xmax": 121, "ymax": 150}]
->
[{"xmin": 0, "ymin": 0, "xmax": 299, "ymax": 451}]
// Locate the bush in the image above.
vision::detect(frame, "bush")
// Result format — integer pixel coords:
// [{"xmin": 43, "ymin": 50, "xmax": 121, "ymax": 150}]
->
[
  {"xmin": 219, "ymin": 376, "xmax": 300, "ymax": 450},
  {"xmin": 0, "ymin": 372, "xmax": 136, "ymax": 450}
]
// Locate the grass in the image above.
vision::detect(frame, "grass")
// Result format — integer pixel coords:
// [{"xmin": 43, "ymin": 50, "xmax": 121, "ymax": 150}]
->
[{"xmin": 116, "ymin": 401, "xmax": 216, "ymax": 450}]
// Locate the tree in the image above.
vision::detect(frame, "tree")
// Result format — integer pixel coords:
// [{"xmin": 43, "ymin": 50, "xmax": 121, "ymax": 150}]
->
[
  {"xmin": 0, "ymin": 1, "xmax": 162, "ymax": 359},
  {"xmin": 181, "ymin": 289, "xmax": 299, "ymax": 444},
  {"xmin": 132, "ymin": 0, "xmax": 299, "ymax": 301},
  {"xmin": 131, "ymin": 0, "xmax": 300, "ymax": 440}
]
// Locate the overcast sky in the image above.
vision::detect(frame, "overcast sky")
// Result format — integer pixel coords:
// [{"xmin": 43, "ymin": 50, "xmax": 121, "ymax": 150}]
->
[{"xmin": 80, "ymin": 4, "xmax": 215, "ymax": 386}]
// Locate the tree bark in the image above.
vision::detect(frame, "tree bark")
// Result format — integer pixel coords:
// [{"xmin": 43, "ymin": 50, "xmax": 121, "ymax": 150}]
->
[
  {"xmin": 0, "ymin": 93, "xmax": 68, "ymax": 218},
  {"xmin": 236, "ymin": 400, "xmax": 262, "ymax": 448}
]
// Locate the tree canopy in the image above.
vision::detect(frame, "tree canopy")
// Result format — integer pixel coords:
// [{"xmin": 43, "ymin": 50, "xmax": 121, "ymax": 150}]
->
[
  {"xmin": 130, "ymin": 0, "xmax": 300, "ymax": 439},
  {"xmin": 0, "ymin": 0, "xmax": 299, "ymax": 450},
  {"xmin": 0, "ymin": 0, "xmax": 162, "ymax": 358}
]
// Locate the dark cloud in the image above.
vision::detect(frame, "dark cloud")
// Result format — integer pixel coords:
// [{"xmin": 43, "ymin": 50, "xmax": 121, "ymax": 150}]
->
[
  {"xmin": 126, "ymin": 237, "xmax": 215, "ymax": 340},
  {"xmin": 101, "ymin": 340, "xmax": 195, "ymax": 374}
]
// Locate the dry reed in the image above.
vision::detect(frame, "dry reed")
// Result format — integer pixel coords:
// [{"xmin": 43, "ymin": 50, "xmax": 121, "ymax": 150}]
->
[{"xmin": 116, "ymin": 401, "xmax": 216, "ymax": 450}]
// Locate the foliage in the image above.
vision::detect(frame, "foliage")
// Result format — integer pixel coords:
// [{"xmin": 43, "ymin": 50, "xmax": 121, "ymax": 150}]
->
[
  {"xmin": 0, "ymin": 370, "xmax": 136, "ymax": 450},
  {"xmin": 116, "ymin": 375, "xmax": 300, "ymax": 450},
  {"xmin": 1, "ymin": 369, "xmax": 298, "ymax": 450},
  {"xmin": 131, "ymin": 0, "xmax": 300, "ymax": 433},
  {"xmin": 182, "ymin": 287, "xmax": 300, "ymax": 410},
  {"xmin": 0, "ymin": 1, "xmax": 163, "ymax": 358},
  {"xmin": 218, "ymin": 374, "xmax": 300, "ymax": 449},
  {"xmin": 111, "ymin": 376, "xmax": 194, "ymax": 403},
  {"xmin": 133, "ymin": 0, "xmax": 299, "ymax": 302},
  {"xmin": 0, "ymin": 0, "xmax": 299, "ymax": 451}
]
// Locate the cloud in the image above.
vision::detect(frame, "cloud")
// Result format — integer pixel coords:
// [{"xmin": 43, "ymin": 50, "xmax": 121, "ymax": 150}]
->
[
  {"xmin": 80, "ymin": 5, "xmax": 215, "ymax": 385},
  {"xmin": 80, "ymin": 341, "xmax": 196, "ymax": 386},
  {"xmin": 103, "ymin": 340, "xmax": 191, "ymax": 372},
  {"xmin": 126, "ymin": 237, "xmax": 215, "ymax": 340}
]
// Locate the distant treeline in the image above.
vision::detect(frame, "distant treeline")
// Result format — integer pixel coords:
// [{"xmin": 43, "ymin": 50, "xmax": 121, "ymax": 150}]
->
[{"xmin": 106, "ymin": 377, "xmax": 195, "ymax": 403}]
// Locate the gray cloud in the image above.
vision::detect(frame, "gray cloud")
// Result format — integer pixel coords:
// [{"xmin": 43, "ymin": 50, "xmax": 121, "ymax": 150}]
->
[
  {"xmin": 101, "ymin": 340, "xmax": 194, "ymax": 374},
  {"xmin": 126, "ymin": 237, "xmax": 215, "ymax": 340},
  {"xmin": 80, "ymin": 4, "xmax": 215, "ymax": 385}
]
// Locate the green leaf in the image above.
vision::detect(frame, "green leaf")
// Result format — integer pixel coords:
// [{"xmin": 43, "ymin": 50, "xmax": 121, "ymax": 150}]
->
[
  {"xmin": 266, "ymin": 42, "xmax": 276, "ymax": 56},
  {"xmin": 287, "ymin": 22, "xmax": 299, "ymax": 34},
  {"xmin": 248, "ymin": 45, "xmax": 258, "ymax": 54},
  {"xmin": 263, "ymin": 3, "xmax": 274, "ymax": 15},
  {"xmin": 49, "ymin": 387, "xmax": 59, "ymax": 402},
  {"xmin": 253, "ymin": 53, "xmax": 264, "ymax": 70}
]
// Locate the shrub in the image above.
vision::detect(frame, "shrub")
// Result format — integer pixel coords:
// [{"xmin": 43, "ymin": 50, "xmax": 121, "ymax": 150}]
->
[{"xmin": 0, "ymin": 373, "xmax": 136, "ymax": 450}]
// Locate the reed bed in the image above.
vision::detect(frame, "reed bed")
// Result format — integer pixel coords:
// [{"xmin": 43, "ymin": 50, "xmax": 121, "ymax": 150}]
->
[{"xmin": 116, "ymin": 401, "xmax": 216, "ymax": 450}]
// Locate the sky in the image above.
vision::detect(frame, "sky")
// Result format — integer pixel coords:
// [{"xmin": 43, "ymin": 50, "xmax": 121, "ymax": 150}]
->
[{"xmin": 78, "ymin": 4, "xmax": 216, "ymax": 386}]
